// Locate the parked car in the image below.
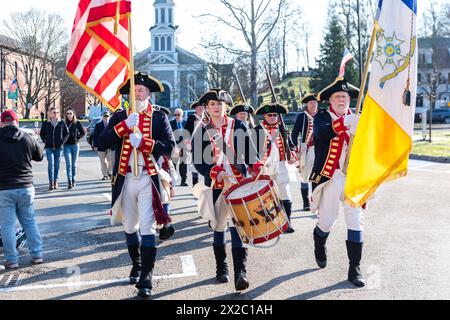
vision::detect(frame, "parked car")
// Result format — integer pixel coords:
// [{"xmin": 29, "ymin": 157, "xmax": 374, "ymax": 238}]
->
[
  {"xmin": 86, "ymin": 117, "xmax": 102, "ymax": 149},
  {"xmin": 418, "ymin": 108, "xmax": 450, "ymax": 124}
]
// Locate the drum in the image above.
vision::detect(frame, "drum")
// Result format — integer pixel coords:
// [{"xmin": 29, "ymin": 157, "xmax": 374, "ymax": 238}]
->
[{"xmin": 224, "ymin": 175, "xmax": 289, "ymax": 245}]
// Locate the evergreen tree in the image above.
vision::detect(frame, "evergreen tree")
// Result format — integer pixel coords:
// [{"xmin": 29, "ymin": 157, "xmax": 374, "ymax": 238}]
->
[{"xmin": 309, "ymin": 14, "xmax": 359, "ymax": 95}]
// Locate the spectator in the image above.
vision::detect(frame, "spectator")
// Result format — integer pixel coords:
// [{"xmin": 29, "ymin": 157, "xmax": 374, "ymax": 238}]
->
[
  {"xmin": 39, "ymin": 107, "xmax": 69, "ymax": 191},
  {"xmin": 93, "ymin": 111, "xmax": 114, "ymax": 180},
  {"xmin": 63, "ymin": 108, "xmax": 86, "ymax": 189},
  {"xmin": 0, "ymin": 110, "xmax": 44, "ymax": 269},
  {"xmin": 170, "ymin": 108, "xmax": 187, "ymax": 186}
]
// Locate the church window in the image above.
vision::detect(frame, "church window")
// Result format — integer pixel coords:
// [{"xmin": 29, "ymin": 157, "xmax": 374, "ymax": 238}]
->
[
  {"xmin": 161, "ymin": 8, "xmax": 166, "ymax": 23},
  {"xmin": 161, "ymin": 36, "xmax": 166, "ymax": 51},
  {"xmin": 187, "ymin": 75, "xmax": 196, "ymax": 102},
  {"xmin": 167, "ymin": 36, "xmax": 172, "ymax": 51},
  {"xmin": 155, "ymin": 9, "xmax": 159, "ymax": 23},
  {"xmin": 154, "ymin": 37, "xmax": 159, "ymax": 51},
  {"xmin": 168, "ymin": 8, "xmax": 173, "ymax": 24}
]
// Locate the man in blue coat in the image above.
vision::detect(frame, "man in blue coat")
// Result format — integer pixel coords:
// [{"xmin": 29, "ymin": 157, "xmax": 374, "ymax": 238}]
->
[{"xmin": 99, "ymin": 72, "xmax": 175, "ymax": 298}]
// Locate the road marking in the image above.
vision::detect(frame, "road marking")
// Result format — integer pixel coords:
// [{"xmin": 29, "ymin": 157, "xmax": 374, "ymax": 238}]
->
[
  {"xmin": 35, "ymin": 194, "xmax": 111, "ymax": 202},
  {"xmin": 410, "ymin": 168, "xmax": 450, "ymax": 174},
  {"xmin": 0, "ymin": 255, "xmax": 197, "ymax": 293},
  {"xmin": 103, "ymin": 193, "xmax": 112, "ymax": 201}
]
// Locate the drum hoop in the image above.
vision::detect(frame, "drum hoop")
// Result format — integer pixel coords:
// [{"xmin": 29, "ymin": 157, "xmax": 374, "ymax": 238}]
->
[{"xmin": 224, "ymin": 175, "xmax": 273, "ymax": 204}]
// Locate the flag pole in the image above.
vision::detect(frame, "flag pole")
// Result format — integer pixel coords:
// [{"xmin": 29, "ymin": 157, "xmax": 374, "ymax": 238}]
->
[
  {"xmin": 127, "ymin": 12, "xmax": 139, "ymax": 176},
  {"xmin": 342, "ymin": 21, "xmax": 379, "ymax": 175}
]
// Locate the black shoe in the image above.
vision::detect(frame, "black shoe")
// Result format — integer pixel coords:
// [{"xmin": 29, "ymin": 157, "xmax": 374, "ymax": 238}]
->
[
  {"xmin": 68, "ymin": 181, "xmax": 73, "ymax": 189},
  {"xmin": 213, "ymin": 245, "xmax": 229, "ymax": 283},
  {"xmin": 301, "ymin": 188, "xmax": 310, "ymax": 211},
  {"xmin": 180, "ymin": 182, "xmax": 188, "ymax": 186},
  {"xmin": 137, "ymin": 288, "xmax": 151, "ymax": 298},
  {"xmin": 232, "ymin": 247, "xmax": 249, "ymax": 291},
  {"xmin": 284, "ymin": 226, "xmax": 295, "ymax": 234},
  {"xmin": 346, "ymin": 240, "xmax": 366, "ymax": 287},
  {"xmin": 313, "ymin": 228, "xmax": 328, "ymax": 269},
  {"xmin": 72, "ymin": 180, "xmax": 76, "ymax": 188}
]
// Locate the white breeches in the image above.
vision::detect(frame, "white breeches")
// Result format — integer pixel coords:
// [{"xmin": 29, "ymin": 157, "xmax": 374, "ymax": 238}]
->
[
  {"xmin": 300, "ymin": 147, "xmax": 315, "ymax": 183},
  {"xmin": 275, "ymin": 181, "xmax": 291, "ymax": 201},
  {"xmin": 316, "ymin": 170, "xmax": 363, "ymax": 233},
  {"xmin": 122, "ymin": 172, "xmax": 156, "ymax": 236}
]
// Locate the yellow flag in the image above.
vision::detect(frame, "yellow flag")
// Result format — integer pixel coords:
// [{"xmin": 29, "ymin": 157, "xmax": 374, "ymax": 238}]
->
[{"xmin": 345, "ymin": 0, "xmax": 417, "ymax": 207}]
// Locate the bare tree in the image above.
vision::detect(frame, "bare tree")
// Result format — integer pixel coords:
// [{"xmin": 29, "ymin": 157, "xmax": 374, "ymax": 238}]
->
[
  {"xmin": 3, "ymin": 9, "xmax": 67, "ymax": 118},
  {"xmin": 419, "ymin": 0, "xmax": 450, "ymax": 38},
  {"xmin": 199, "ymin": 0, "xmax": 286, "ymax": 106}
]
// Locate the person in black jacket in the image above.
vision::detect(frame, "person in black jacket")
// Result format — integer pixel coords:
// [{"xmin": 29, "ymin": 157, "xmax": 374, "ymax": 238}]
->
[
  {"xmin": 170, "ymin": 108, "xmax": 187, "ymax": 186},
  {"xmin": 184, "ymin": 101, "xmax": 204, "ymax": 186},
  {"xmin": 93, "ymin": 111, "xmax": 115, "ymax": 180},
  {"xmin": 0, "ymin": 110, "xmax": 44, "ymax": 269},
  {"xmin": 39, "ymin": 107, "xmax": 69, "ymax": 191},
  {"xmin": 63, "ymin": 108, "xmax": 86, "ymax": 189}
]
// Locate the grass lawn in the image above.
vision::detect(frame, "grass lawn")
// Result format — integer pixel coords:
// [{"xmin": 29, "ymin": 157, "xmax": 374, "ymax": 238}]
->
[{"xmin": 412, "ymin": 130, "xmax": 450, "ymax": 157}]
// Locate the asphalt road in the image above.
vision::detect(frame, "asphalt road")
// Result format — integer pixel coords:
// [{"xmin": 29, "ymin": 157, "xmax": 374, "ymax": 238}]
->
[{"xmin": 0, "ymin": 139, "xmax": 449, "ymax": 300}]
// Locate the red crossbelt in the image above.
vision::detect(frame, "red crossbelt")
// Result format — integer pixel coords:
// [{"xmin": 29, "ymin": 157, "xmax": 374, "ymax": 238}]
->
[{"xmin": 66, "ymin": 0, "xmax": 131, "ymax": 111}]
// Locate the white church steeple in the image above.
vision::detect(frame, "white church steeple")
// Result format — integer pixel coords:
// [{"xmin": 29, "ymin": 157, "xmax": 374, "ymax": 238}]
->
[{"xmin": 150, "ymin": 0, "xmax": 177, "ymax": 54}]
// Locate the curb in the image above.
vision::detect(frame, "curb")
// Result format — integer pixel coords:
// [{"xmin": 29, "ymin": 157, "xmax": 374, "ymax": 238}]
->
[{"xmin": 410, "ymin": 154, "xmax": 450, "ymax": 163}]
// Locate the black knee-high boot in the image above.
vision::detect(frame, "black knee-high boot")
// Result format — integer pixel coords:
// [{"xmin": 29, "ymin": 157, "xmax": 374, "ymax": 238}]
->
[
  {"xmin": 282, "ymin": 200, "xmax": 295, "ymax": 233},
  {"xmin": 192, "ymin": 173, "xmax": 199, "ymax": 186},
  {"xmin": 313, "ymin": 228, "xmax": 329, "ymax": 268},
  {"xmin": 301, "ymin": 187, "xmax": 310, "ymax": 211},
  {"xmin": 213, "ymin": 244, "xmax": 229, "ymax": 283},
  {"xmin": 136, "ymin": 247, "xmax": 157, "ymax": 298},
  {"xmin": 232, "ymin": 247, "xmax": 249, "ymax": 291},
  {"xmin": 127, "ymin": 244, "xmax": 141, "ymax": 284},
  {"xmin": 346, "ymin": 241, "xmax": 366, "ymax": 287}
]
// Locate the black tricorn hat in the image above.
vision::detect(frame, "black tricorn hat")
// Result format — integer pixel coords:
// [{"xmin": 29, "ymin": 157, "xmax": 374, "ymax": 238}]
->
[
  {"xmin": 255, "ymin": 102, "xmax": 289, "ymax": 115},
  {"xmin": 189, "ymin": 101, "xmax": 203, "ymax": 109},
  {"xmin": 317, "ymin": 77, "xmax": 359, "ymax": 101},
  {"xmin": 159, "ymin": 224, "xmax": 175, "ymax": 241},
  {"xmin": 198, "ymin": 89, "xmax": 233, "ymax": 106},
  {"xmin": 229, "ymin": 103, "xmax": 255, "ymax": 116},
  {"xmin": 120, "ymin": 72, "xmax": 164, "ymax": 94},
  {"xmin": 300, "ymin": 93, "xmax": 318, "ymax": 104},
  {"xmin": 153, "ymin": 105, "xmax": 171, "ymax": 115}
]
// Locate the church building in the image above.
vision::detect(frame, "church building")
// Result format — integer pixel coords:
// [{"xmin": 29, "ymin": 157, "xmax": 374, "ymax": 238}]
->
[{"xmin": 135, "ymin": 0, "xmax": 208, "ymax": 109}]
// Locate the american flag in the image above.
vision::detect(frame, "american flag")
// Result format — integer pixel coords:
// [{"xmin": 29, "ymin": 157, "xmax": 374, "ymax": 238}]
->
[
  {"xmin": 66, "ymin": 0, "xmax": 131, "ymax": 111},
  {"xmin": 339, "ymin": 47, "xmax": 354, "ymax": 77}
]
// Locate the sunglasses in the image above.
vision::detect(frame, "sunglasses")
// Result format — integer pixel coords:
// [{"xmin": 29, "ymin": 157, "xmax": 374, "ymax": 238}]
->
[
  {"xmin": 175, "ymin": 114, "xmax": 182, "ymax": 116},
  {"xmin": 267, "ymin": 113, "xmax": 278, "ymax": 117}
]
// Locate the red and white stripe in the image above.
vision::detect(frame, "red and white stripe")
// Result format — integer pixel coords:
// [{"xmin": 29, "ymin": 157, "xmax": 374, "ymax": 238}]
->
[
  {"xmin": 339, "ymin": 47, "xmax": 354, "ymax": 77},
  {"xmin": 66, "ymin": 0, "xmax": 131, "ymax": 111}
]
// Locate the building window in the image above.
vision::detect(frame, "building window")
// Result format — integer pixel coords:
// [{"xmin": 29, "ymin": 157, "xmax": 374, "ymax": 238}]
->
[
  {"xmin": 36, "ymin": 67, "xmax": 39, "ymax": 87},
  {"xmin": 417, "ymin": 73, "xmax": 421, "ymax": 83},
  {"xmin": 25, "ymin": 65, "xmax": 29, "ymax": 84},
  {"xmin": 169, "ymin": 8, "xmax": 173, "ymax": 24},
  {"xmin": 161, "ymin": 36, "xmax": 166, "ymax": 51},
  {"xmin": 167, "ymin": 36, "xmax": 172, "ymax": 51},
  {"xmin": 161, "ymin": 8, "xmax": 166, "ymax": 23},
  {"xmin": 154, "ymin": 36, "xmax": 159, "ymax": 51},
  {"xmin": 427, "ymin": 73, "xmax": 431, "ymax": 84},
  {"xmin": 416, "ymin": 95, "xmax": 423, "ymax": 107},
  {"xmin": 187, "ymin": 75, "xmax": 196, "ymax": 102},
  {"xmin": 155, "ymin": 9, "xmax": 159, "ymax": 24}
]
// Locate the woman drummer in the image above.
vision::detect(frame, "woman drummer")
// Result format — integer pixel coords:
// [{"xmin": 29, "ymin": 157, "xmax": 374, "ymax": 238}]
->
[{"xmin": 191, "ymin": 88, "xmax": 262, "ymax": 291}]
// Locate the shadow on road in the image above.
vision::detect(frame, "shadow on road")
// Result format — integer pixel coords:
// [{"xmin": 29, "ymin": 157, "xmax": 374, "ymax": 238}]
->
[{"xmin": 286, "ymin": 280, "xmax": 355, "ymax": 300}]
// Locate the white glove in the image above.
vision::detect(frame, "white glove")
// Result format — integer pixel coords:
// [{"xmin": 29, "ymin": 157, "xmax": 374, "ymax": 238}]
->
[
  {"xmin": 129, "ymin": 132, "xmax": 143, "ymax": 148},
  {"xmin": 344, "ymin": 114, "xmax": 360, "ymax": 135},
  {"xmin": 125, "ymin": 113, "xmax": 139, "ymax": 129}
]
